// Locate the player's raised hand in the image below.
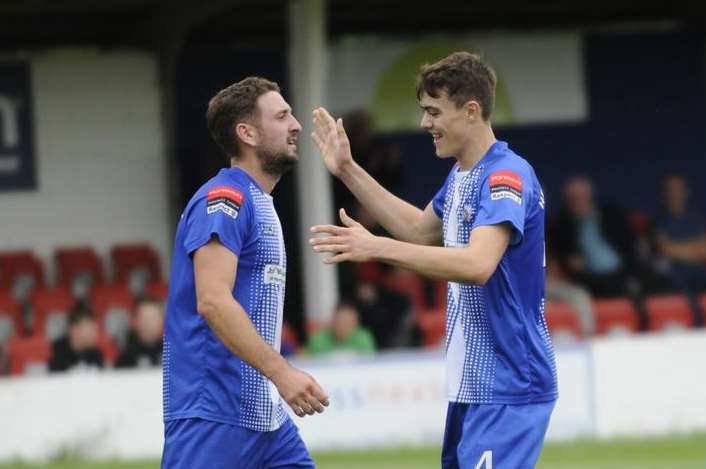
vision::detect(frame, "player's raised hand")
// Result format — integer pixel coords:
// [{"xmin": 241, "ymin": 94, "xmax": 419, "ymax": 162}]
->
[
  {"xmin": 310, "ymin": 208, "xmax": 382, "ymax": 264},
  {"xmin": 270, "ymin": 363, "xmax": 330, "ymax": 418},
  {"xmin": 311, "ymin": 107, "xmax": 353, "ymax": 178}
]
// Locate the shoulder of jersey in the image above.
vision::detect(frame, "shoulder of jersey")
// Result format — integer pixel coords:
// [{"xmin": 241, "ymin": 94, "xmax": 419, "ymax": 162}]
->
[{"xmin": 486, "ymin": 150, "xmax": 533, "ymax": 178}]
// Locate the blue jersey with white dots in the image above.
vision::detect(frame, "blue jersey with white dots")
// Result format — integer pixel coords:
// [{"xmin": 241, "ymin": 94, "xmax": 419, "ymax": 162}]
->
[
  {"xmin": 432, "ymin": 141, "xmax": 558, "ymax": 404},
  {"xmin": 162, "ymin": 167, "xmax": 288, "ymax": 432}
]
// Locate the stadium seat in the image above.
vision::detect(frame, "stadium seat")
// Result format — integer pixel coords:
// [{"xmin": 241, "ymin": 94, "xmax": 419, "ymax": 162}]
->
[
  {"xmin": 433, "ymin": 280, "xmax": 448, "ymax": 310},
  {"xmin": 627, "ymin": 211, "xmax": 650, "ymax": 238},
  {"xmin": 700, "ymin": 294, "xmax": 706, "ymax": 323},
  {"xmin": 354, "ymin": 261, "xmax": 384, "ymax": 283},
  {"xmin": 111, "ymin": 244, "xmax": 162, "ymax": 295},
  {"xmin": 0, "ymin": 250, "xmax": 45, "ymax": 300},
  {"xmin": 7, "ymin": 336, "xmax": 51, "ymax": 375},
  {"xmin": 55, "ymin": 247, "xmax": 105, "ymax": 299},
  {"xmin": 98, "ymin": 334, "xmax": 119, "ymax": 366},
  {"xmin": 0, "ymin": 289, "xmax": 22, "ymax": 346},
  {"xmin": 30, "ymin": 287, "xmax": 75, "ymax": 341},
  {"xmin": 593, "ymin": 298, "xmax": 640, "ymax": 335},
  {"xmin": 145, "ymin": 281, "xmax": 169, "ymax": 301},
  {"xmin": 90, "ymin": 284, "xmax": 135, "ymax": 347},
  {"xmin": 381, "ymin": 270, "xmax": 426, "ymax": 315},
  {"xmin": 544, "ymin": 302, "xmax": 582, "ymax": 339},
  {"xmin": 416, "ymin": 307, "xmax": 445, "ymax": 347},
  {"xmin": 645, "ymin": 294, "xmax": 694, "ymax": 332}
]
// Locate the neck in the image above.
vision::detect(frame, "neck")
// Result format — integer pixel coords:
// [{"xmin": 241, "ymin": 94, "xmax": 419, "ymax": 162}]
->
[
  {"xmin": 456, "ymin": 125, "xmax": 497, "ymax": 171},
  {"xmin": 231, "ymin": 155, "xmax": 280, "ymax": 194}
]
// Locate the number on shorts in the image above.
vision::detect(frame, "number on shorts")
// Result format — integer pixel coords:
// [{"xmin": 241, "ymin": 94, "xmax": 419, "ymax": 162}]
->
[{"xmin": 474, "ymin": 450, "xmax": 493, "ymax": 469}]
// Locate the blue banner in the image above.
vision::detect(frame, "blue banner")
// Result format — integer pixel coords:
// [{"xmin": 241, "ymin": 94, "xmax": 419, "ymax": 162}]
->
[{"xmin": 0, "ymin": 61, "xmax": 36, "ymax": 191}]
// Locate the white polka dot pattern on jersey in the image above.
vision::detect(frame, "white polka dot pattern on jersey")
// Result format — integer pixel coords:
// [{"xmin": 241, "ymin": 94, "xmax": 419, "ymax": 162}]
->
[
  {"xmin": 443, "ymin": 164, "xmax": 497, "ymax": 404},
  {"xmin": 537, "ymin": 298, "xmax": 558, "ymax": 393},
  {"xmin": 162, "ymin": 337, "xmax": 171, "ymax": 417},
  {"xmin": 239, "ymin": 184, "xmax": 288, "ymax": 432}
]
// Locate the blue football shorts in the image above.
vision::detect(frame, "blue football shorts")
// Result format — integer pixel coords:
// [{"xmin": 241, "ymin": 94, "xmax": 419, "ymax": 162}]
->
[
  {"xmin": 161, "ymin": 417, "xmax": 314, "ymax": 469},
  {"xmin": 441, "ymin": 400, "xmax": 556, "ymax": 469}
]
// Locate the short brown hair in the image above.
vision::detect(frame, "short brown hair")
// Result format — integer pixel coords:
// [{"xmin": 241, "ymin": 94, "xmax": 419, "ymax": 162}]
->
[
  {"xmin": 416, "ymin": 52, "xmax": 497, "ymax": 121},
  {"xmin": 206, "ymin": 76, "xmax": 281, "ymax": 157}
]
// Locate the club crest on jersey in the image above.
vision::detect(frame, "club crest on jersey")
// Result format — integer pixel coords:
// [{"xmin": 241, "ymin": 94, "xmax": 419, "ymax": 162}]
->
[
  {"xmin": 489, "ymin": 171, "xmax": 522, "ymax": 205},
  {"xmin": 462, "ymin": 205, "xmax": 475, "ymax": 222},
  {"xmin": 207, "ymin": 186, "xmax": 244, "ymax": 219}
]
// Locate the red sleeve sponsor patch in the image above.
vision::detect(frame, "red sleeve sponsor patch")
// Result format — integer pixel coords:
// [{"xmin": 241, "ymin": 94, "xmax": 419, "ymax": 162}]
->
[
  {"xmin": 489, "ymin": 171, "xmax": 523, "ymax": 204},
  {"xmin": 207, "ymin": 186, "xmax": 244, "ymax": 204},
  {"xmin": 206, "ymin": 186, "xmax": 244, "ymax": 218},
  {"xmin": 489, "ymin": 171, "xmax": 523, "ymax": 191}
]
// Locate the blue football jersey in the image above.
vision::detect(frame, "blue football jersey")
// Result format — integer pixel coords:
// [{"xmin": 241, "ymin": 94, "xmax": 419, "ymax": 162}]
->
[
  {"xmin": 163, "ymin": 167, "xmax": 288, "ymax": 432},
  {"xmin": 431, "ymin": 141, "xmax": 558, "ymax": 404}
]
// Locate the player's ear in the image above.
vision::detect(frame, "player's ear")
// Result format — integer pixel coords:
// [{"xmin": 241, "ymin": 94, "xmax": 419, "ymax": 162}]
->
[
  {"xmin": 235, "ymin": 122, "xmax": 258, "ymax": 147},
  {"xmin": 464, "ymin": 100, "xmax": 481, "ymax": 122}
]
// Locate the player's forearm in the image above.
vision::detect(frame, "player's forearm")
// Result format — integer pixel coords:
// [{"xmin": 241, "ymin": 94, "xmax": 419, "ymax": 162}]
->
[
  {"xmin": 198, "ymin": 295, "xmax": 288, "ymax": 380},
  {"xmin": 374, "ymin": 237, "xmax": 494, "ymax": 284},
  {"xmin": 339, "ymin": 162, "xmax": 429, "ymax": 243}
]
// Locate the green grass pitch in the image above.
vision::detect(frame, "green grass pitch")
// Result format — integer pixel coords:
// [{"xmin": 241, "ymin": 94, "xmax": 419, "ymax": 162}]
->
[{"xmin": 1, "ymin": 433, "xmax": 704, "ymax": 468}]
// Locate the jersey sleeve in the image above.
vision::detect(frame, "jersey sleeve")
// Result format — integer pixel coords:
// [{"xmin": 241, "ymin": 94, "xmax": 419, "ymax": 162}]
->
[
  {"xmin": 183, "ymin": 185, "xmax": 255, "ymax": 257},
  {"xmin": 472, "ymin": 166, "xmax": 531, "ymax": 246},
  {"xmin": 431, "ymin": 166, "xmax": 456, "ymax": 219}
]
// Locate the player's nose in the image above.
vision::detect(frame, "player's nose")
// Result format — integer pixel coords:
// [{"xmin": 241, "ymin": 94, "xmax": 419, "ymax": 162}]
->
[
  {"xmin": 420, "ymin": 113, "xmax": 432, "ymax": 130},
  {"xmin": 291, "ymin": 115, "xmax": 303, "ymax": 133}
]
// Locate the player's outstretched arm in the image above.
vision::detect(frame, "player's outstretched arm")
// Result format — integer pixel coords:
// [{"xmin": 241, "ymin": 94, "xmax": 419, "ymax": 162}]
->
[
  {"xmin": 312, "ymin": 107, "xmax": 442, "ymax": 246},
  {"xmin": 311, "ymin": 211, "xmax": 511, "ymax": 285},
  {"xmin": 194, "ymin": 238, "xmax": 329, "ymax": 418}
]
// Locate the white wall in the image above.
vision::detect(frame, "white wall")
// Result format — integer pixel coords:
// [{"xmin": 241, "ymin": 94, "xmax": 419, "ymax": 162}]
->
[
  {"xmin": 2, "ymin": 331, "xmax": 706, "ymax": 462},
  {"xmin": 0, "ymin": 49, "xmax": 171, "ymax": 280}
]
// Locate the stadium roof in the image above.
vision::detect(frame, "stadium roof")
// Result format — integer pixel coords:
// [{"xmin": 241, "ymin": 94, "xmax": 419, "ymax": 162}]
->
[{"xmin": 1, "ymin": 0, "xmax": 704, "ymax": 50}]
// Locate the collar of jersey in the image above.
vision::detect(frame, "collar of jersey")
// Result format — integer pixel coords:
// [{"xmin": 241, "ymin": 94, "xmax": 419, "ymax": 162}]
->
[
  {"xmin": 220, "ymin": 166, "xmax": 269, "ymax": 197},
  {"xmin": 454, "ymin": 140, "xmax": 508, "ymax": 174}
]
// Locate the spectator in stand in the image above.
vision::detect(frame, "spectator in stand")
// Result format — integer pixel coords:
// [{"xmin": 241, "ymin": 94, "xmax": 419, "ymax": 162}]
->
[
  {"xmin": 354, "ymin": 279, "xmax": 415, "ymax": 349},
  {"xmin": 115, "ymin": 297, "xmax": 164, "ymax": 368},
  {"xmin": 307, "ymin": 302, "xmax": 375, "ymax": 357},
  {"xmin": 553, "ymin": 176, "xmax": 647, "ymax": 329},
  {"xmin": 554, "ymin": 177, "xmax": 640, "ymax": 294},
  {"xmin": 49, "ymin": 304, "xmax": 104, "ymax": 372},
  {"xmin": 652, "ymin": 174, "xmax": 706, "ymax": 327},
  {"xmin": 545, "ymin": 254, "xmax": 595, "ymax": 336}
]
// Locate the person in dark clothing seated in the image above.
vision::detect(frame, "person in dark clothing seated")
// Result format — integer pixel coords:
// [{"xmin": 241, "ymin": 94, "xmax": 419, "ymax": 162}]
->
[
  {"xmin": 652, "ymin": 174, "xmax": 706, "ymax": 326},
  {"xmin": 115, "ymin": 298, "xmax": 164, "ymax": 368},
  {"xmin": 553, "ymin": 176, "xmax": 640, "ymax": 296},
  {"xmin": 553, "ymin": 176, "xmax": 648, "ymax": 329},
  {"xmin": 49, "ymin": 305, "xmax": 104, "ymax": 372}
]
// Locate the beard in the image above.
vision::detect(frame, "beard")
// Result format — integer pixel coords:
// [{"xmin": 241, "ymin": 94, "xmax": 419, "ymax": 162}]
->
[{"xmin": 255, "ymin": 141, "xmax": 298, "ymax": 177}]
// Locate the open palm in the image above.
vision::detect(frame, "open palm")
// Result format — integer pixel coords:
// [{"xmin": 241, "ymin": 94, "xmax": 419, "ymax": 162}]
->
[{"xmin": 311, "ymin": 107, "xmax": 353, "ymax": 177}]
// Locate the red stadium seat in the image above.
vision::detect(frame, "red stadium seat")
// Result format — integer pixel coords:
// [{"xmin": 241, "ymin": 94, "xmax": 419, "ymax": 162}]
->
[
  {"xmin": 0, "ymin": 289, "xmax": 22, "ymax": 345},
  {"xmin": 627, "ymin": 211, "xmax": 650, "ymax": 238},
  {"xmin": 55, "ymin": 247, "xmax": 105, "ymax": 297},
  {"xmin": 645, "ymin": 294, "xmax": 694, "ymax": 331},
  {"xmin": 433, "ymin": 281, "xmax": 448, "ymax": 310},
  {"xmin": 593, "ymin": 298, "xmax": 640, "ymax": 335},
  {"xmin": 145, "ymin": 281, "xmax": 169, "ymax": 301},
  {"xmin": 417, "ymin": 307, "xmax": 445, "ymax": 347},
  {"xmin": 354, "ymin": 262, "xmax": 384, "ymax": 283},
  {"xmin": 111, "ymin": 244, "xmax": 162, "ymax": 294},
  {"xmin": 544, "ymin": 302, "xmax": 582, "ymax": 339},
  {"xmin": 30, "ymin": 287, "xmax": 76, "ymax": 341},
  {"xmin": 90, "ymin": 284, "xmax": 135, "ymax": 346},
  {"xmin": 98, "ymin": 334, "xmax": 119, "ymax": 366},
  {"xmin": 0, "ymin": 250, "xmax": 45, "ymax": 300},
  {"xmin": 381, "ymin": 270, "xmax": 426, "ymax": 315},
  {"xmin": 8, "ymin": 336, "xmax": 51, "ymax": 375}
]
